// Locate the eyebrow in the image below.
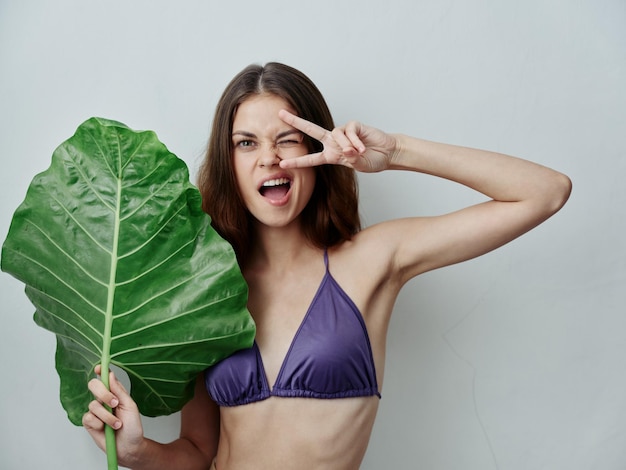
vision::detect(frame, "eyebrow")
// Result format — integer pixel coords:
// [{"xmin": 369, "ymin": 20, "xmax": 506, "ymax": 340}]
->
[
  {"xmin": 231, "ymin": 130, "xmax": 302, "ymax": 140},
  {"xmin": 232, "ymin": 131, "xmax": 255, "ymax": 139},
  {"xmin": 276, "ymin": 130, "xmax": 303, "ymax": 140}
]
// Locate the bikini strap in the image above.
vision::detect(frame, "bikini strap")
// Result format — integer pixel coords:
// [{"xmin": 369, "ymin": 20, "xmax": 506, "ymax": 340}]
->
[{"xmin": 323, "ymin": 248, "xmax": 329, "ymax": 271}]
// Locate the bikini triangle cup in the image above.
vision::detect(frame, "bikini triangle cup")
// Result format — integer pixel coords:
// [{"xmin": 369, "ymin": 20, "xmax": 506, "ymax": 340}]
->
[{"xmin": 204, "ymin": 250, "xmax": 380, "ymax": 406}]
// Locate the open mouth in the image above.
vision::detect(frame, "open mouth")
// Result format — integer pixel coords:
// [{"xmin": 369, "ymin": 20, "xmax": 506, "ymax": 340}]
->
[{"xmin": 259, "ymin": 177, "xmax": 291, "ymax": 201}]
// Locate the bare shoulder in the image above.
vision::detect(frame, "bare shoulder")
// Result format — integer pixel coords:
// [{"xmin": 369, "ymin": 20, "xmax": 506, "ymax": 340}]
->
[
  {"xmin": 329, "ymin": 217, "xmax": 432, "ymax": 293},
  {"xmin": 323, "ymin": 219, "xmax": 431, "ymax": 337}
]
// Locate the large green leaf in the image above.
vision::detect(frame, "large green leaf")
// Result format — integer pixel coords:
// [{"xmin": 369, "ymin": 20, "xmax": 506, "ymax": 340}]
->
[{"xmin": 1, "ymin": 117, "xmax": 255, "ymax": 425}]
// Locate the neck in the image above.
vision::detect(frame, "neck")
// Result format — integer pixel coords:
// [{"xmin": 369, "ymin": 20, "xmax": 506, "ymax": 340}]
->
[{"xmin": 245, "ymin": 221, "xmax": 318, "ymax": 272}]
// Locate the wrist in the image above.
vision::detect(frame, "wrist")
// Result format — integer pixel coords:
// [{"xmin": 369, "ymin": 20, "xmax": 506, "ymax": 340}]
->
[
  {"xmin": 387, "ymin": 134, "xmax": 410, "ymax": 170},
  {"xmin": 120, "ymin": 436, "xmax": 152, "ymax": 469}
]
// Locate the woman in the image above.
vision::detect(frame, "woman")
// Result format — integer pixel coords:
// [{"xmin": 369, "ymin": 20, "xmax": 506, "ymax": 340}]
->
[{"xmin": 83, "ymin": 62, "xmax": 571, "ymax": 469}]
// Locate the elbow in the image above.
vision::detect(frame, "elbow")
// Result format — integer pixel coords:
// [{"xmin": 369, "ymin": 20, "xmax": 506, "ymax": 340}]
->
[
  {"xmin": 543, "ymin": 171, "xmax": 572, "ymax": 217},
  {"xmin": 554, "ymin": 171, "xmax": 572, "ymax": 211}
]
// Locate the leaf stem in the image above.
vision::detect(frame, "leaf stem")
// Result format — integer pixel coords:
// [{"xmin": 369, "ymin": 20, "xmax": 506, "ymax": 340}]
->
[
  {"xmin": 100, "ymin": 138, "xmax": 124, "ymax": 469},
  {"xmin": 104, "ymin": 403, "xmax": 119, "ymax": 470},
  {"xmin": 100, "ymin": 360, "xmax": 118, "ymax": 469}
]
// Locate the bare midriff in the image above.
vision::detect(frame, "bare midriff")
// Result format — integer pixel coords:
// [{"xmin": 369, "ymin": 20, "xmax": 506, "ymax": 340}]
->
[{"xmin": 215, "ymin": 395, "xmax": 380, "ymax": 470}]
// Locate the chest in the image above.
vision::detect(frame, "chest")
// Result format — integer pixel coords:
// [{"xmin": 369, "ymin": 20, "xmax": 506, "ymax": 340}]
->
[
  {"xmin": 246, "ymin": 269, "xmax": 322, "ymax": 385},
  {"xmin": 203, "ymin": 263, "xmax": 382, "ymax": 406}
]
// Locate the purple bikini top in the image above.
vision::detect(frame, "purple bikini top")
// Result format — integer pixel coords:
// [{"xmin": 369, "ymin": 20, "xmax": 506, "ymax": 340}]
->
[{"xmin": 204, "ymin": 251, "xmax": 381, "ymax": 406}]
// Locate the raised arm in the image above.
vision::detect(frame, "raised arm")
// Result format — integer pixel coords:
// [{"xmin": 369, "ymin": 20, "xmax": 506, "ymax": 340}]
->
[
  {"xmin": 379, "ymin": 134, "xmax": 572, "ymax": 281},
  {"xmin": 278, "ymin": 110, "xmax": 572, "ymax": 285}
]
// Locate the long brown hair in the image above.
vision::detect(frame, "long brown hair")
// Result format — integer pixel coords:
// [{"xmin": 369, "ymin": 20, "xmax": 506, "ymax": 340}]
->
[{"xmin": 197, "ymin": 62, "xmax": 360, "ymax": 266}]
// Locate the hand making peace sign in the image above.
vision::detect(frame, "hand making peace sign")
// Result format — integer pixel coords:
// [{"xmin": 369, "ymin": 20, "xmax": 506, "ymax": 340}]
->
[{"xmin": 278, "ymin": 109, "xmax": 398, "ymax": 173}]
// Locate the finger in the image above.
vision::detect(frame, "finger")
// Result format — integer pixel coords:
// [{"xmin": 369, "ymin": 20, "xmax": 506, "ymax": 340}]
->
[
  {"xmin": 87, "ymin": 399, "xmax": 122, "ymax": 430},
  {"xmin": 344, "ymin": 122, "xmax": 366, "ymax": 154},
  {"xmin": 279, "ymin": 151, "xmax": 330, "ymax": 169},
  {"xmin": 331, "ymin": 127, "xmax": 359, "ymax": 156},
  {"xmin": 108, "ymin": 370, "xmax": 129, "ymax": 395},
  {"xmin": 278, "ymin": 109, "xmax": 329, "ymax": 142},
  {"xmin": 82, "ymin": 411, "xmax": 107, "ymax": 452},
  {"xmin": 88, "ymin": 377, "xmax": 120, "ymax": 408},
  {"xmin": 82, "ymin": 409, "xmax": 105, "ymax": 432},
  {"xmin": 87, "ymin": 376, "xmax": 120, "ymax": 408}
]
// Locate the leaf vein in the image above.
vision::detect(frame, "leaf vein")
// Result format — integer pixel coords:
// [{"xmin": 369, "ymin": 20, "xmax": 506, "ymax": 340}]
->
[
  {"xmin": 13, "ymin": 251, "xmax": 107, "ymax": 315},
  {"xmin": 117, "ymin": 202, "xmax": 188, "ymax": 259},
  {"xmin": 113, "ymin": 261, "xmax": 237, "ymax": 319},
  {"xmin": 112, "ymin": 291, "xmax": 242, "ymax": 340},
  {"xmin": 85, "ymin": 127, "xmax": 117, "ymax": 179},
  {"xmin": 24, "ymin": 219, "xmax": 108, "ymax": 287},
  {"xmin": 120, "ymin": 133, "xmax": 148, "ymax": 172},
  {"xmin": 116, "ymin": 234, "xmax": 199, "ymax": 286},
  {"xmin": 122, "ymin": 157, "xmax": 169, "ymax": 189},
  {"xmin": 47, "ymin": 192, "xmax": 112, "ymax": 254},
  {"xmin": 119, "ymin": 179, "xmax": 177, "ymax": 222},
  {"xmin": 63, "ymin": 147, "xmax": 116, "ymax": 212},
  {"xmin": 111, "ymin": 335, "xmax": 242, "ymax": 359},
  {"xmin": 34, "ymin": 289, "xmax": 104, "ymax": 341}
]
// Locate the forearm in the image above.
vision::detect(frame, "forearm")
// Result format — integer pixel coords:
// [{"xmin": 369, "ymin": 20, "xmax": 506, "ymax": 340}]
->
[
  {"xmin": 389, "ymin": 134, "xmax": 571, "ymax": 209},
  {"xmin": 123, "ymin": 437, "xmax": 213, "ymax": 470}
]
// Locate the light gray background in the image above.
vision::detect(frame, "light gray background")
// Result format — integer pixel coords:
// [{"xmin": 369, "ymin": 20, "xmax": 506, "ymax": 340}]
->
[{"xmin": 1, "ymin": 1, "xmax": 624, "ymax": 469}]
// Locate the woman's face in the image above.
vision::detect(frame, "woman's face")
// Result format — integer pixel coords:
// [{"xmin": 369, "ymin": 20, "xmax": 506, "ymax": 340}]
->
[{"xmin": 231, "ymin": 94, "xmax": 316, "ymax": 228}]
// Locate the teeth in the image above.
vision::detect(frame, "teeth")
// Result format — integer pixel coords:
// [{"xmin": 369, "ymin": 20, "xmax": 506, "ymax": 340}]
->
[{"xmin": 262, "ymin": 178, "xmax": 290, "ymax": 187}]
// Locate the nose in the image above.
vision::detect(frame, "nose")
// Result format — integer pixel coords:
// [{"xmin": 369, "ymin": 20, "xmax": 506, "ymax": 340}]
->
[{"xmin": 258, "ymin": 144, "xmax": 282, "ymax": 167}]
